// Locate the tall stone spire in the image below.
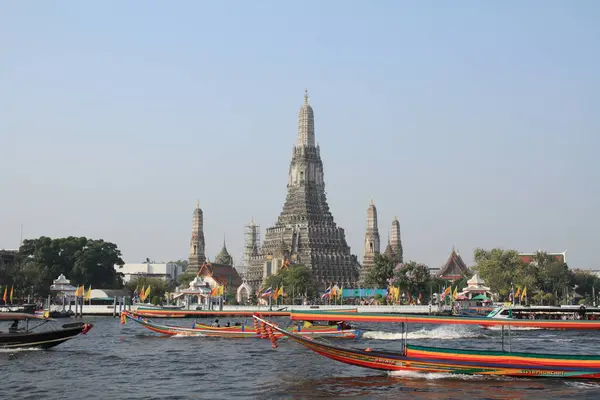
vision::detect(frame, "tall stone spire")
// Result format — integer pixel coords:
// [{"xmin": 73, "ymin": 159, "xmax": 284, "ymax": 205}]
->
[
  {"xmin": 297, "ymin": 89, "xmax": 315, "ymax": 147},
  {"xmin": 245, "ymin": 91, "xmax": 360, "ymax": 289},
  {"xmin": 390, "ymin": 216, "xmax": 403, "ymax": 263},
  {"xmin": 186, "ymin": 201, "xmax": 206, "ymax": 273},
  {"xmin": 359, "ymin": 200, "xmax": 381, "ymax": 284}
]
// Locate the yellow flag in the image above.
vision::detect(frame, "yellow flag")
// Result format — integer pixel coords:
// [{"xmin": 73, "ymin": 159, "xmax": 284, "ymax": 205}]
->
[
  {"xmin": 85, "ymin": 286, "xmax": 92, "ymax": 300},
  {"xmin": 10, "ymin": 286, "xmax": 14, "ymax": 303},
  {"xmin": 452, "ymin": 286, "xmax": 458, "ymax": 299},
  {"xmin": 3, "ymin": 287, "xmax": 7, "ymax": 303},
  {"xmin": 515, "ymin": 287, "xmax": 521, "ymax": 298},
  {"xmin": 521, "ymin": 287, "xmax": 527, "ymax": 301},
  {"xmin": 144, "ymin": 286, "xmax": 151, "ymax": 299},
  {"xmin": 218, "ymin": 285, "xmax": 224, "ymax": 296}
]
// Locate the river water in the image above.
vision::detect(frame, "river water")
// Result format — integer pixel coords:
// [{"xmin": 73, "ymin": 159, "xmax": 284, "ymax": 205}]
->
[{"xmin": 2, "ymin": 316, "xmax": 600, "ymax": 399}]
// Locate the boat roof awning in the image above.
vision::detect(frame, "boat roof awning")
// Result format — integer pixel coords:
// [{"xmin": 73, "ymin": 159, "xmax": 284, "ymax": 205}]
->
[
  {"xmin": 471, "ymin": 294, "xmax": 491, "ymax": 301},
  {"xmin": 0, "ymin": 312, "xmax": 47, "ymax": 321}
]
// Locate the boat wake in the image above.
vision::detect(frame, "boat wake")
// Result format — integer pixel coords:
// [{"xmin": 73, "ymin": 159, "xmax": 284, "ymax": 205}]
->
[
  {"xmin": 388, "ymin": 370, "xmax": 486, "ymax": 380},
  {"xmin": 0, "ymin": 347, "xmax": 42, "ymax": 353},
  {"xmin": 363, "ymin": 325, "xmax": 487, "ymax": 340}
]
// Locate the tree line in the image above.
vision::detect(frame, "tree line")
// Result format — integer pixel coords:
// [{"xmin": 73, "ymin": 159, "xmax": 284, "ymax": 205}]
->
[{"xmin": 363, "ymin": 248, "xmax": 600, "ymax": 306}]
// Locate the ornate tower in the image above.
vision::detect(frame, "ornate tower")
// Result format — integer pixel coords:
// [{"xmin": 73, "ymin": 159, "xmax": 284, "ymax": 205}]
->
[
  {"xmin": 214, "ymin": 235, "xmax": 234, "ymax": 266},
  {"xmin": 384, "ymin": 216, "xmax": 403, "ymax": 264},
  {"xmin": 246, "ymin": 91, "xmax": 360, "ymax": 289},
  {"xmin": 359, "ymin": 200, "xmax": 380, "ymax": 284},
  {"xmin": 186, "ymin": 201, "xmax": 206, "ymax": 273}
]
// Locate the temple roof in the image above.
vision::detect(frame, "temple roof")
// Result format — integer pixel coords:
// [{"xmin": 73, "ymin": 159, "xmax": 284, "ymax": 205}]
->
[
  {"xmin": 438, "ymin": 249, "xmax": 470, "ymax": 280},
  {"xmin": 467, "ymin": 273, "xmax": 485, "ymax": 286},
  {"xmin": 198, "ymin": 262, "xmax": 242, "ymax": 287},
  {"xmin": 214, "ymin": 238, "xmax": 233, "ymax": 266}
]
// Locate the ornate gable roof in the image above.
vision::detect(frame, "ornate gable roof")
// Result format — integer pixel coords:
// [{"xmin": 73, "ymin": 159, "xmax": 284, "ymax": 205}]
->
[
  {"xmin": 439, "ymin": 250, "xmax": 470, "ymax": 280},
  {"xmin": 197, "ymin": 262, "xmax": 242, "ymax": 287},
  {"xmin": 214, "ymin": 239, "xmax": 233, "ymax": 266}
]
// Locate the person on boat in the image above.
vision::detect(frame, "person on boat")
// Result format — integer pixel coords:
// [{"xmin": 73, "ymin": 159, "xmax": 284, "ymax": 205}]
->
[
  {"xmin": 9, "ymin": 320, "xmax": 19, "ymax": 333},
  {"xmin": 212, "ymin": 319, "xmax": 220, "ymax": 327},
  {"xmin": 303, "ymin": 320, "xmax": 313, "ymax": 328},
  {"xmin": 225, "ymin": 322, "xmax": 231, "ymax": 327},
  {"xmin": 234, "ymin": 322, "xmax": 241, "ymax": 326}
]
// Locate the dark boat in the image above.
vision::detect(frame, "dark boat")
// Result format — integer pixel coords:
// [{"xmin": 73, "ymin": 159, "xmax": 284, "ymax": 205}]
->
[{"xmin": 0, "ymin": 312, "xmax": 93, "ymax": 349}]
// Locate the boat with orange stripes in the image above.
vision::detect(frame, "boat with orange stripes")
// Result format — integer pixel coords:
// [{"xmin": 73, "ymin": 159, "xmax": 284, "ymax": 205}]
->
[
  {"xmin": 254, "ymin": 314, "xmax": 600, "ymax": 379},
  {"xmin": 120, "ymin": 310, "xmax": 363, "ymax": 339}
]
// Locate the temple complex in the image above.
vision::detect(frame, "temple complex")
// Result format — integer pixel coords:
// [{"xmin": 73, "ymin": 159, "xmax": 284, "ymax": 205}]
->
[
  {"xmin": 244, "ymin": 91, "xmax": 360, "ymax": 291},
  {"xmin": 358, "ymin": 201, "xmax": 380, "ymax": 284},
  {"xmin": 185, "ymin": 201, "xmax": 206, "ymax": 273}
]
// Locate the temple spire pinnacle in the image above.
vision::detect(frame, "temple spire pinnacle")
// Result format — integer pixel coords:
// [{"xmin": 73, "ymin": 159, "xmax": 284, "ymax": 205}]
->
[{"xmin": 297, "ymin": 89, "xmax": 315, "ymax": 147}]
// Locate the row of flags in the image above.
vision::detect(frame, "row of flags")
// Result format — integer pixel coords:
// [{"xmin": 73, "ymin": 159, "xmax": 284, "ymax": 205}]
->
[
  {"xmin": 132, "ymin": 285, "xmax": 151, "ymax": 302},
  {"xmin": 2, "ymin": 286, "xmax": 14, "ymax": 303},
  {"xmin": 260, "ymin": 286, "xmax": 285, "ymax": 300},
  {"xmin": 73, "ymin": 285, "xmax": 93, "ymax": 300},
  {"xmin": 321, "ymin": 283, "xmax": 343, "ymax": 300},
  {"xmin": 387, "ymin": 287, "xmax": 423, "ymax": 303},
  {"xmin": 513, "ymin": 286, "xmax": 528, "ymax": 302},
  {"xmin": 210, "ymin": 285, "xmax": 225, "ymax": 296}
]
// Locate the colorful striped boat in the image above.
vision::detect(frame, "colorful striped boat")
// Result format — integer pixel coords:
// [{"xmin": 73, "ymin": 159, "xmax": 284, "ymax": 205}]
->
[
  {"xmin": 120, "ymin": 311, "xmax": 363, "ymax": 339},
  {"xmin": 288, "ymin": 310, "xmax": 600, "ymax": 330},
  {"xmin": 254, "ymin": 315, "xmax": 600, "ymax": 379}
]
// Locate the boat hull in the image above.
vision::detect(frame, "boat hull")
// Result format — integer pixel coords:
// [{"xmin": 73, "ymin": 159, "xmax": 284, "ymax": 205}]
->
[
  {"xmin": 122, "ymin": 312, "xmax": 362, "ymax": 339},
  {"xmin": 255, "ymin": 316, "xmax": 600, "ymax": 380},
  {"xmin": 0, "ymin": 323, "xmax": 92, "ymax": 349}
]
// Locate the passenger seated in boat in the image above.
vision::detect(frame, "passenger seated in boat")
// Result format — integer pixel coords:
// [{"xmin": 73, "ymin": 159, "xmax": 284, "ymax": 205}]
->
[
  {"xmin": 9, "ymin": 320, "xmax": 19, "ymax": 333},
  {"xmin": 212, "ymin": 319, "xmax": 220, "ymax": 327},
  {"xmin": 337, "ymin": 321, "xmax": 351, "ymax": 330},
  {"xmin": 225, "ymin": 322, "xmax": 231, "ymax": 327},
  {"xmin": 234, "ymin": 322, "xmax": 241, "ymax": 326}
]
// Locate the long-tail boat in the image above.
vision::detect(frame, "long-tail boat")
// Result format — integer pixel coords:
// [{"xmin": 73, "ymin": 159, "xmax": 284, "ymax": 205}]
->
[
  {"xmin": 254, "ymin": 315, "xmax": 600, "ymax": 379},
  {"xmin": 288, "ymin": 309, "xmax": 600, "ymax": 330},
  {"xmin": 0, "ymin": 312, "xmax": 93, "ymax": 349},
  {"xmin": 120, "ymin": 310, "xmax": 363, "ymax": 339}
]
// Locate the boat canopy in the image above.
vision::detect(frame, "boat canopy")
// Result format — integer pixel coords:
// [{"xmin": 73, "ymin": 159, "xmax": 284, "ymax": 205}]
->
[{"xmin": 0, "ymin": 312, "xmax": 47, "ymax": 321}]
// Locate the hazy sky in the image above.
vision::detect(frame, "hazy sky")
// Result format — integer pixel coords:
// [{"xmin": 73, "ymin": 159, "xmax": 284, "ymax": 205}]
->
[{"xmin": 1, "ymin": 1, "xmax": 599, "ymax": 271}]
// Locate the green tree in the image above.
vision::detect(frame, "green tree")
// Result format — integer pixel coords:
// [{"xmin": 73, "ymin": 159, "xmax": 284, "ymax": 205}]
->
[
  {"xmin": 263, "ymin": 264, "xmax": 317, "ymax": 301},
  {"xmin": 533, "ymin": 252, "xmax": 572, "ymax": 300},
  {"xmin": 472, "ymin": 248, "xmax": 524, "ymax": 298},
  {"xmin": 125, "ymin": 277, "xmax": 175, "ymax": 304},
  {"xmin": 364, "ymin": 254, "xmax": 395, "ymax": 287},
  {"xmin": 15, "ymin": 236, "xmax": 125, "ymax": 297},
  {"xmin": 390, "ymin": 261, "xmax": 439, "ymax": 302}
]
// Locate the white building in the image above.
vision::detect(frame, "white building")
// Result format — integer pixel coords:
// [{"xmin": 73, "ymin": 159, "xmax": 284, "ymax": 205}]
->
[{"xmin": 116, "ymin": 261, "xmax": 183, "ymax": 283}]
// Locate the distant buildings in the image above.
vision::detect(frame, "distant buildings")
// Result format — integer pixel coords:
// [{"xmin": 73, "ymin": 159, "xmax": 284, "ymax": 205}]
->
[
  {"xmin": 118, "ymin": 261, "xmax": 183, "ymax": 283},
  {"xmin": 519, "ymin": 250, "xmax": 567, "ymax": 265}
]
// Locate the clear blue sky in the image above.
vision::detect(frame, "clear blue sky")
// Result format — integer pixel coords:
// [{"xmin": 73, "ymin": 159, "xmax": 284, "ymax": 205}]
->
[{"xmin": 1, "ymin": 1, "xmax": 598, "ymax": 271}]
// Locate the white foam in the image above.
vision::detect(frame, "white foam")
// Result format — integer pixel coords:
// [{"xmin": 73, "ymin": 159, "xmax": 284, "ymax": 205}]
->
[
  {"xmin": 388, "ymin": 370, "xmax": 483, "ymax": 380},
  {"xmin": 0, "ymin": 347, "xmax": 42, "ymax": 353},
  {"xmin": 363, "ymin": 325, "xmax": 485, "ymax": 340}
]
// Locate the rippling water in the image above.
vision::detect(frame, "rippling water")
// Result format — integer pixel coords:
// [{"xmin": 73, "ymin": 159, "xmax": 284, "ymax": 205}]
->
[{"xmin": 2, "ymin": 316, "xmax": 600, "ymax": 399}]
